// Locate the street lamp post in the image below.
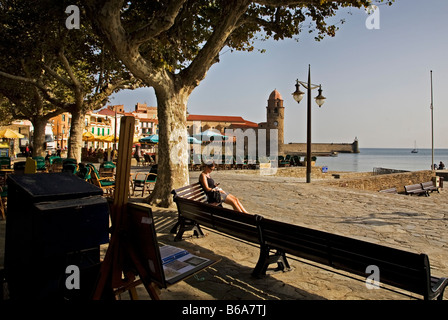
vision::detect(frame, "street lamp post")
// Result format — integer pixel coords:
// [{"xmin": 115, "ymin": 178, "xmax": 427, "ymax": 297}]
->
[{"xmin": 292, "ymin": 65, "xmax": 326, "ymax": 183}]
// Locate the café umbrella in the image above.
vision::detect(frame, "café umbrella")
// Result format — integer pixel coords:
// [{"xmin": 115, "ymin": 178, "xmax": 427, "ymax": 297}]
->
[
  {"xmin": 188, "ymin": 136, "xmax": 202, "ymax": 144},
  {"xmin": 82, "ymin": 131, "xmax": 95, "ymax": 141},
  {"xmin": 139, "ymin": 134, "xmax": 159, "ymax": 144},
  {"xmin": 193, "ymin": 129, "xmax": 228, "ymax": 141},
  {"xmin": 0, "ymin": 128, "xmax": 25, "ymax": 139}
]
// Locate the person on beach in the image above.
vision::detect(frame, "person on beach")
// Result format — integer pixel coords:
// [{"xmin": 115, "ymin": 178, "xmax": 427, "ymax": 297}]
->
[
  {"xmin": 199, "ymin": 162, "xmax": 249, "ymax": 213},
  {"xmin": 439, "ymin": 161, "xmax": 445, "ymax": 170}
]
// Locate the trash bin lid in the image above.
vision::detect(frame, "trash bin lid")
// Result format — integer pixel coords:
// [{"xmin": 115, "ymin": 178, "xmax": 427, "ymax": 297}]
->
[{"xmin": 7, "ymin": 172, "xmax": 103, "ymax": 202}]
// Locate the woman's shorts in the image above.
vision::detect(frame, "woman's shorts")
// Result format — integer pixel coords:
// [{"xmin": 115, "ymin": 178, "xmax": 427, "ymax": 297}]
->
[{"xmin": 221, "ymin": 191, "xmax": 228, "ymax": 202}]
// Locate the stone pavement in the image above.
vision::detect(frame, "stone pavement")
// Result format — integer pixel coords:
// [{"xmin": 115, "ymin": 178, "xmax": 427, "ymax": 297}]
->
[{"xmin": 134, "ymin": 169, "xmax": 448, "ymax": 300}]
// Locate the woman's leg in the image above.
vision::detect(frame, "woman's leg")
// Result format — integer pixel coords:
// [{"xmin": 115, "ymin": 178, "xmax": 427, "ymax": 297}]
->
[{"xmin": 225, "ymin": 194, "xmax": 249, "ymax": 213}]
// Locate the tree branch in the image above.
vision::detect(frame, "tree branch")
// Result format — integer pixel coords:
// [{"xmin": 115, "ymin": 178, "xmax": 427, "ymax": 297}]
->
[
  {"xmin": 129, "ymin": 0, "xmax": 188, "ymax": 46},
  {"xmin": 180, "ymin": 0, "xmax": 251, "ymax": 90},
  {"xmin": 253, "ymin": 0, "xmax": 368, "ymax": 6},
  {"xmin": 85, "ymin": 0, "xmax": 164, "ymax": 88},
  {"xmin": 0, "ymin": 70, "xmax": 71, "ymax": 110},
  {"xmin": 42, "ymin": 64, "xmax": 73, "ymax": 88},
  {"xmin": 58, "ymin": 50, "xmax": 81, "ymax": 89}
]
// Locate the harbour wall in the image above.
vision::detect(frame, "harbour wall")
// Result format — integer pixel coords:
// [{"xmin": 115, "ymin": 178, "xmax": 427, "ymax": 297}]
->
[
  {"xmin": 282, "ymin": 140, "xmax": 359, "ymax": 155},
  {"xmin": 325, "ymin": 170, "xmax": 436, "ymax": 193}
]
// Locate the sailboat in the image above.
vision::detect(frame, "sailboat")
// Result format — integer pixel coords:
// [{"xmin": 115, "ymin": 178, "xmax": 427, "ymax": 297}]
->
[{"xmin": 411, "ymin": 141, "xmax": 418, "ymax": 153}]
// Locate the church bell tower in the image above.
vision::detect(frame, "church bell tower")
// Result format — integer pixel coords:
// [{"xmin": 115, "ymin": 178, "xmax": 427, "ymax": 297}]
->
[{"xmin": 266, "ymin": 89, "xmax": 285, "ymax": 155}]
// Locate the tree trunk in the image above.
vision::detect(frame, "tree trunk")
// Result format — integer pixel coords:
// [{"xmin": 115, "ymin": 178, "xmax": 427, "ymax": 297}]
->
[
  {"xmin": 67, "ymin": 108, "xmax": 85, "ymax": 162},
  {"xmin": 31, "ymin": 117, "xmax": 48, "ymax": 157},
  {"xmin": 146, "ymin": 89, "xmax": 190, "ymax": 207}
]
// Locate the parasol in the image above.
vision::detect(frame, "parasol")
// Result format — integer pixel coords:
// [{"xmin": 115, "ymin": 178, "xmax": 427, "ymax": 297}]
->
[{"xmin": 0, "ymin": 128, "xmax": 25, "ymax": 139}]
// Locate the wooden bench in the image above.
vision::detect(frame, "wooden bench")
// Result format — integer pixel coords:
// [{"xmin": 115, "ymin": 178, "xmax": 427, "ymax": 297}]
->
[
  {"xmin": 421, "ymin": 181, "xmax": 440, "ymax": 194},
  {"xmin": 379, "ymin": 187, "xmax": 398, "ymax": 194},
  {"xmin": 404, "ymin": 184, "xmax": 429, "ymax": 196},
  {"xmin": 171, "ymin": 183, "xmax": 448, "ymax": 300},
  {"xmin": 254, "ymin": 215, "xmax": 448, "ymax": 300}
]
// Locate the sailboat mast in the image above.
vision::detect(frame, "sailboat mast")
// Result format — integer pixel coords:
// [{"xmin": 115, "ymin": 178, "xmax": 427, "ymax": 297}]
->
[{"xmin": 430, "ymin": 70, "xmax": 434, "ymax": 170}]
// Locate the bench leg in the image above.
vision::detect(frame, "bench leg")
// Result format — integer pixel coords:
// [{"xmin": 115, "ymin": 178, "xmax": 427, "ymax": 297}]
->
[
  {"xmin": 252, "ymin": 247, "xmax": 291, "ymax": 278},
  {"xmin": 173, "ymin": 219, "xmax": 205, "ymax": 242}
]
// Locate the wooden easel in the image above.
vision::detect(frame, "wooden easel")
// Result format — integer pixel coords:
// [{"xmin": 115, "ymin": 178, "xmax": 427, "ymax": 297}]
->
[{"xmin": 92, "ymin": 116, "xmax": 163, "ymax": 300}]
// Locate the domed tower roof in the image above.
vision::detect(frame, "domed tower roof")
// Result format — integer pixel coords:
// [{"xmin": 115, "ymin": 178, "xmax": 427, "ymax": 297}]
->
[{"xmin": 269, "ymin": 89, "xmax": 283, "ymax": 101}]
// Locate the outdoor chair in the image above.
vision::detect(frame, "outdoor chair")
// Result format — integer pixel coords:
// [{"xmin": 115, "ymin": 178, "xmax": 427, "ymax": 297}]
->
[
  {"xmin": 13, "ymin": 161, "xmax": 26, "ymax": 174},
  {"xmin": 62, "ymin": 158, "xmax": 78, "ymax": 174},
  {"xmin": 132, "ymin": 172, "xmax": 157, "ymax": 197},
  {"xmin": 99, "ymin": 161, "xmax": 116, "ymax": 179},
  {"xmin": 291, "ymin": 155, "xmax": 301, "ymax": 166},
  {"xmin": 143, "ymin": 154, "xmax": 153, "ymax": 166},
  {"xmin": 32, "ymin": 156, "xmax": 47, "ymax": 172},
  {"xmin": 48, "ymin": 155, "xmax": 61, "ymax": 165},
  {"xmin": 0, "ymin": 156, "xmax": 11, "ymax": 169},
  {"xmin": 86, "ymin": 163, "xmax": 115, "ymax": 195},
  {"xmin": 76, "ymin": 163, "xmax": 92, "ymax": 181},
  {"xmin": 51, "ymin": 157, "xmax": 63, "ymax": 172}
]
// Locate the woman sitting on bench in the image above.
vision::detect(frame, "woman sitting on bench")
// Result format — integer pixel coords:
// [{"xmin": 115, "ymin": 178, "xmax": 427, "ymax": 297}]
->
[{"xmin": 199, "ymin": 163, "xmax": 249, "ymax": 213}]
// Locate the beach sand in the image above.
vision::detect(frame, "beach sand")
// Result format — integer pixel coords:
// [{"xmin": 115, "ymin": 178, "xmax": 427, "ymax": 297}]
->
[{"xmin": 1, "ymin": 168, "xmax": 447, "ymax": 301}]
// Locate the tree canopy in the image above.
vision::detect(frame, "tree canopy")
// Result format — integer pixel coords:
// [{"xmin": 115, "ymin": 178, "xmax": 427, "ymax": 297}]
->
[{"xmin": 0, "ymin": 0, "xmax": 140, "ymax": 158}]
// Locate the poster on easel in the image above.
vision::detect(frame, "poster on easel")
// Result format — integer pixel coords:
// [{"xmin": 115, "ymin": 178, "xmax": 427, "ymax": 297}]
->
[
  {"xmin": 127, "ymin": 203, "xmax": 217, "ymax": 287},
  {"xmin": 159, "ymin": 244, "xmax": 216, "ymax": 285},
  {"xmin": 127, "ymin": 202, "xmax": 166, "ymax": 289}
]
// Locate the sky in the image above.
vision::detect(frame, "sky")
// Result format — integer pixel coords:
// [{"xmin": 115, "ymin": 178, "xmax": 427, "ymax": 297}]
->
[{"xmin": 109, "ymin": 0, "xmax": 448, "ymax": 149}]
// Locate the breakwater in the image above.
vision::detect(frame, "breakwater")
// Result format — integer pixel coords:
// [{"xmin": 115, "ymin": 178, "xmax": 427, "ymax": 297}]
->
[{"xmin": 283, "ymin": 140, "xmax": 359, "ymax": 155}]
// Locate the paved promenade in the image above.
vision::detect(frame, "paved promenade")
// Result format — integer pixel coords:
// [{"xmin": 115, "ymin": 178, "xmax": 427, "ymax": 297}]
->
[
  {"xmin": 139, "ymin": 169, "xmax": 448, "ymax": 300},
  {"xmin": 2, "ymin": 168, "xmax": 447, "ymax": 301}
]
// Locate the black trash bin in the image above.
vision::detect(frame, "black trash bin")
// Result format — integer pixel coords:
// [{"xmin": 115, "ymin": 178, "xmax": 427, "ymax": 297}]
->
[{"xmin": 4, "ymin": 172, "xmax": 110, "ymax": 300}]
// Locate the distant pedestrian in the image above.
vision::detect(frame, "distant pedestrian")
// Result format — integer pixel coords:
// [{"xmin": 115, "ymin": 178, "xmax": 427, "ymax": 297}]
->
[
  {"xmin": 56, "ymin": 144, "xmax": 62, "ymax": 157},
  {"xmin": 438, "ymin": 161, "xmax": 445, "ymax": 170}
]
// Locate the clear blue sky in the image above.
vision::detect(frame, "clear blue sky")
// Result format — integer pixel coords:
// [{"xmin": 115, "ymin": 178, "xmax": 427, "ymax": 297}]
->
[{"xmin": 110, "ymin": 0, "xmax": 448, "ymax": 149}]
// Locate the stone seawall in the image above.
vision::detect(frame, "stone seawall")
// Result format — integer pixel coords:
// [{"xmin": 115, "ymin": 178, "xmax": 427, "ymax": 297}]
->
[
  {"xmin": 324, "ymin": 170, "xmax": 436, "ymax": 193},
  {"xmin": 283, "ymin": 141, "xmax": 359, "ymax": 155},
  {"xmin": 233, "ymin": 167, "xmax": 437, "ymax": 193}
]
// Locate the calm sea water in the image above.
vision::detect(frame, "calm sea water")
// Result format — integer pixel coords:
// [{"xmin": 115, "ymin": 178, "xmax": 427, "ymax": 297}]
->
[{"xmin": 315, "ymin": 148, "xmax": 448, "ymax": 173}]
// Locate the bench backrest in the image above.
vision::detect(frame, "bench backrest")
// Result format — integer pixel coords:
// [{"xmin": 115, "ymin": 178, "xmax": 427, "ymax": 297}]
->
[
  {"xmin": 173, "ymin": 182, "xmax": 208, "ymax": 202},
  {"xmin": 421, "ymin": 181, "xmax": 434, "ymax": 188},
  {"xmin": 405, "ymin": 184, "xmax": 423, "ymax": 191},
  {"xmin": 257, "ymin": 216, "xmax": 432, "ymax": 298}
]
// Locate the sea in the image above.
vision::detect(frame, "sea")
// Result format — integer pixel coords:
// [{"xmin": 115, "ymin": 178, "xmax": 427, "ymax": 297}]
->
[{"xmin": 314, "ymin": 148, "xmax": 448, "ymax": 173}]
